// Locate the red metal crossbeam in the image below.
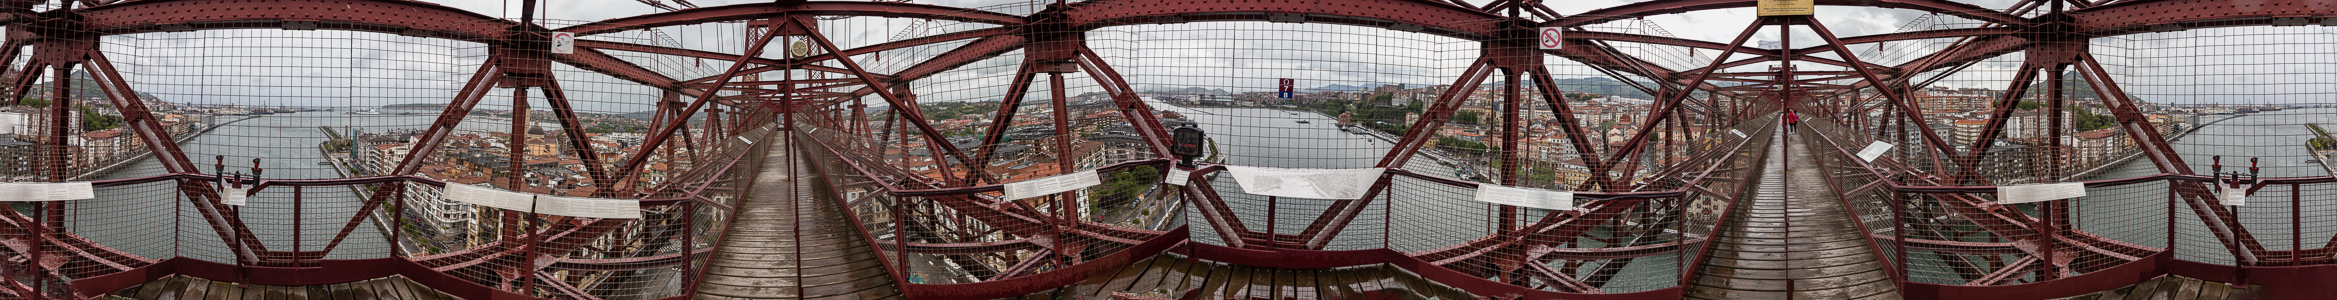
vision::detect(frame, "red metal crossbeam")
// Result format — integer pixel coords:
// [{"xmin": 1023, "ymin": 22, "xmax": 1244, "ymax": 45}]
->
[
  {"xmin": 555, "ymin": 1, "xmax": 1026, "ymax": 37},
  {"xmin": 1600, "ymin": 19, "xmax": 1763, "ymax": 188},
  {"xmin": 80, "ymin": 0, "xmax": 507, "ymax": 39},
  {"xmin": 1544, "ymin": 0, "xmax": 2026, "ymax": 28},
  {"xmin": 540, "ymin": 80, "xmax": 619, "ymax": 191},
  {"xmin": 610, "ymin": 27, "xmax": 782, "ymax": 192}
]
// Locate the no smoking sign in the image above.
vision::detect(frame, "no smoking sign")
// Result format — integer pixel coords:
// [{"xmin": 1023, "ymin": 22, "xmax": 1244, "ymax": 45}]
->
[{"xmin": 1538, "ymin": 27, "xmax": 1563, "ymax": 50}]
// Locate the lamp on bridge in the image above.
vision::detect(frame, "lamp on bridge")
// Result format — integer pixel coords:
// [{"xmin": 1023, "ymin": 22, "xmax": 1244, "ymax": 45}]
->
[{"xmin": 1171, "ymin": 124, "xmax": 1206, "ymax": 168}]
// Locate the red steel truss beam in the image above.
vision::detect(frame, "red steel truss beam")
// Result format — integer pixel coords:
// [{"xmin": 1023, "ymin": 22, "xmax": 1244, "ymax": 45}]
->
[
  {"xmin": 1073, "ymin": 47, "xmax": 1175, "ymax": 157},
  {"xmin": 2071, "ymin": 0, "xmax": 2337, "ymax": 34},
  {"xmin": 541, "ymin": 80, "xmax": 619, "ymax": 191},
  {"xmin": 1808, "ymin": 18, "xmax": 1962, "ymax": 174},
  {"xmin": 1955, "ymin": 62, "xmax": 2041, "ymax": 184},
  {"xmin": 550, "ymin": 46, "xmax": 683, "ymax": 90},
  {"xmin": 968, "ymin": 63, "xmax": 1041, "ymax": 184},
  {"xmin": 81, "ymin": 0, "xmax": 507, "ymax": 40},
  {"xmin": 1544, "ymin": 0, "xmax": 2026, "ymax": 28},
  {"xmin": 612, "ymin": 27, "xmax": 782, "ymax": 192},
  {"xmin": 1529, "ymin": 65, "xmax": 1616, "ymax": 190},
  {"xmin": 556, "ymin": 1, "xmax": 1025, "ymax": 36},
  {"xmin": 2070, "ymin": 53, "xmax": 2265, "ymax": 263},
  {"xmin": 1378, "ymin": 57, "xmax": 1493, "ymax": 169},
  {"xmin": 1601, "ymin": 19, "xmax": 1763, "ymax": 188},
  {"xmin": 1061, "ymin": 0, "xmax": 1504, "ymax": 40},
  {"xmin": 800, "ymin": 17, "xmax": 993, "ymax": 185}
]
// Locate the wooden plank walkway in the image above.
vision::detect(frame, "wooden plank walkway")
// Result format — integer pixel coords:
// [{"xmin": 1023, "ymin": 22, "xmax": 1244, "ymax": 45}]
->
[
  {"xmin": 2062, "ymin": 275, "xmax": 2256, "ymax": 300},
  {"xmin": 110, "ymin": 275, "xmax": 454, "ymax": 300},
  {"xmin": 1019, "ymin": 254, "xmax": 1470, "ymax": 300},
  {"xmin": 692, "ymin": 134, "xmax": 904, "ymax": 300},
  {"xmin": 1685, "ymin": 128, "xmax": 1900, "ymax": 300}
]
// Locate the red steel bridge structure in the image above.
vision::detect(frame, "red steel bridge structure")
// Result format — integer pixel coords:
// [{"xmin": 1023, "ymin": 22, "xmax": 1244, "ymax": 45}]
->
[{"xmin": 2, "ymin": 0, "xmax": 2336, "ymax": 299}]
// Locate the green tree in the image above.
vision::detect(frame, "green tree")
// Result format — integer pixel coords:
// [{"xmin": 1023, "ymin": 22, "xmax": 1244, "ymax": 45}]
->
[
  {"xmin": 19, "ymin": 97, "xmax": 49, "ymax": 107},
  {"xmin": 78, "ymin": 105, "xmax": 124, "ymax": 132},
  {"xmin": 1096, "ymin": 166, "xmax": 1161, "ymax": 211},
  {"xmin": 2015, "ymin": 100, "xmax": 2040, "ymax": 110},
  {"xmin": 2073, "ymin": 106, "xmax": 2115, "ymax": 132},
  {"xmin": 1435, "ymin": 135, "xmax": 1488, "ymax": 153},
  {"xmin": 1526, "ymin": 167, "xmax": 1559, "ymax": 189},
  {"xmin": 1565, "ymin": 92, "xmax": 1597, "ymax": 102}
]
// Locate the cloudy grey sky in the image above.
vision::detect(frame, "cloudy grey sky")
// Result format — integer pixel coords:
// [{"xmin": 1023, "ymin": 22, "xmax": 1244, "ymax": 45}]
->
[{"xmin": 72, "ymin": 0, "xmax": 2337, "ymax": 113}]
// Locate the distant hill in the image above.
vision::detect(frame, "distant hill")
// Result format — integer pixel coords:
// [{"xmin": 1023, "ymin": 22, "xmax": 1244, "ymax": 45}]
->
[
  {"xmin": 383, "ymin": 103, "xmax": 444, "ymax": 110},
  {"xmin": 22, "ymin": 70, "xmax": 164, "ymax": 102},
  {"xmin": 1549, "ymin": 77, "xmax": 1657, "ymax": 100},
  {"xmin": 1142, "ymin": 86, "xmax": 1231, "ymax": 95},
  {"xmin": 1305, "ymin": 77, "xmax": 1662, "ymax": 100}
]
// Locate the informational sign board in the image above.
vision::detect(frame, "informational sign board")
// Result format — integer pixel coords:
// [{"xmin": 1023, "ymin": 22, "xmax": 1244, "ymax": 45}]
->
[
  {"xmin": 443, "ymin": 183, "xmax": 537, "ymax": 212},
  {"xmin": 1224, "ymin": 166, "xmax": 1384, "ymax": 199},
  {"xmin": 1002, "ymin": 170, "xmax": 1102, "ymax": 201},
  {"xmin": 2220, "ymin": 187, "xmax": 2247, "ymax": 206},
  {"xmin": 1474, "ymin": 184, "xmax": 1574, "ymax": 210},
  {"xmin": 223, "ymin": 187, "xmax": 249, "ymax": 206},
  {"xmin": 1539, "ymin": 27, "xmax": 1565, "ymax": 50},
  {"xmin": 1757, "ymin": 0, "xmax": 1814, "ymax": 16},
  {"xmin": 1995, "ymin": 182, "xmax": 2086, "ymax": 204},
  {"xmin": 441, "ymin": 183, "xmax": 644, "ymax": 218},
  {"xmin": 1855, "ymin": 141, "xmax": 1894, "ymax": 162},
  {"xmin": 1731, "ymin": 129, "xmax": 1746, "ymax": 138},
  {"xmin": 537, "ymin": 196, "xmax": 645, "ymax": 219},
  {"xmin": 550, "ymin": 32, "xmax": 576, "ymax": 54},
  {"xmin": 0, "ymin": 182, "xmax": 96, "ymax": 202},
  {"xmin": 1164, "ymin": 168, "xmax": 1192, "ymax": 186}
]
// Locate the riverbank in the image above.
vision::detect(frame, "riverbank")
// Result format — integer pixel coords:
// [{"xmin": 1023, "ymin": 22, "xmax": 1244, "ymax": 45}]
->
[
  {"xmin": 70, "ymin": 115, "xmax": 260, "ymax": 180},
  {"xmin": 316, "ymin": 126, "xmax": 411, "ymax": 255},
  {"xmin": 2058, "ymin": 114, "xmax": 2239, "ymax": 181}
]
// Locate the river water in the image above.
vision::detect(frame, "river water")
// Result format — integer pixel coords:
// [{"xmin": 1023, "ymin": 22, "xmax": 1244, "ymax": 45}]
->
[
  {"xmin": 48, "ymin": 110, "xmax": 537, "ymax": 263},
  {"xmin": 1154, "ymin": 102, "xmax": 1683, "ymax": 291},
  {"xmin": 2073, "ymin": 107, "xmax": 2337, "ymax": 265}
]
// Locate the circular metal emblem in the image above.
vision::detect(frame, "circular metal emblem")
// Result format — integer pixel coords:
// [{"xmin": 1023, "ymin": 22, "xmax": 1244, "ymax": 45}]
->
[{"xmin": 789, "ymin": 40, "xmax": 812, "ymax": 59}]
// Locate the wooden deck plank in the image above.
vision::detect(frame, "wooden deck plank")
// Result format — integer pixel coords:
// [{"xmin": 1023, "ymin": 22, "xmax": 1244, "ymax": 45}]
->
[
  {"xmin": 180, "ymin": 277, "xmax": 213, "ymax": 300},
  {"xmin": 2198, "ymin": 281, "xmax": 2229, "ymax": 300},
  {"xmin": 2172, "ymin": 277, "xmax": 2204, "ymax": 300},
  {"xmin": 130, "ymin": 275, "xmax": 177, "ymax": 300},
  {"xmin": 2120, "ymin": 276, "xmax": 2166, "ymax": 300}
]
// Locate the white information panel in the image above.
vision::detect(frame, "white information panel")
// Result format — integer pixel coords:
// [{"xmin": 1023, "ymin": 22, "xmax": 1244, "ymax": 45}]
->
[
  {"xmin": 536, "ymin": 196, "xmax": 643, "ymax": 219},
  {"xmin": 2220, "ymin": 187, "xmax": 2247, "ymax": 206},
  {"xmin": 1731, "ymin": 129, "xmax": 1746, "ymax": 138},
  {"xmin": 1538, "ymin": 27, "xmax": 1564, "ymax": 50},
  {"xmin": 1473, "ymin": 185, "xmax": 1574, "ymax": 210},
  {"xmin": 222, "ymin": 187, "xmax": 249, "ymax": 206},
  {"xmin": 443, "ymin": 183, "xmax": 537, "ymax": 212},
  {"xmin": 1995, "ymin": 182, "xmax": 2086, "ymax": 204},
  {"xmin": 550, "ymin": 32, "xmax": 576, "ymax": 54},
  {"xmin": 1164, "ymin": 168, "xmax": 1192, "ymax": 186},
  {"xmin": 738, "ymin": 136, "xmax": 752, "ymax": 144},
  {"xmin": 1855, "ymin": 141, "xmax": 1895, "ymax": 162},
  {"xmin": 0, "ymin": 182, "xmax": 96, "ymax": 202},
  {"xmin": 1224, "ymin": 166, "xmax": 1385, "ymax": 199},
  {"xmin": 1001, "ymin": 170, "xmax": 1102, "ymax": 201}
]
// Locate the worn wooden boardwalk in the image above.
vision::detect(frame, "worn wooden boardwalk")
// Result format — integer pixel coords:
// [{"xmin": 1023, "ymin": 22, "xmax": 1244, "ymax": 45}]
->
[
  {"xmin": 1685, "ymin": 129, "xmax": 1901, "ymax": 300},
  {"xmin": 2063, "ymin": 275, "xmax": 2256, "ymax": 300},
  {"xmin": 692, "ymin": 135, "xmax": 903, "ymax": 300},
  {"xmin": 112, "ymin": 275, "xmax": 454, "ymax": 300},
  {"xmin": 1014, "ymin": 254, "xmax": 1469, "ymax": 300}
]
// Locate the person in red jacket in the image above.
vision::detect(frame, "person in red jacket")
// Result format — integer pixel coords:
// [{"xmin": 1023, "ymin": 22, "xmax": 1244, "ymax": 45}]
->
[{"xmin": 1784, "ymin": 110, "xmax": 1799, "ymax": 131}]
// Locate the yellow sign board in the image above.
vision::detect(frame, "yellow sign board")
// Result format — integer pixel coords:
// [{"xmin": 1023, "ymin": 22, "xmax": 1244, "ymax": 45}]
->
[{"xmin": 1758, "ymin": 0, "xmax": 1814, "ymax": 16}]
